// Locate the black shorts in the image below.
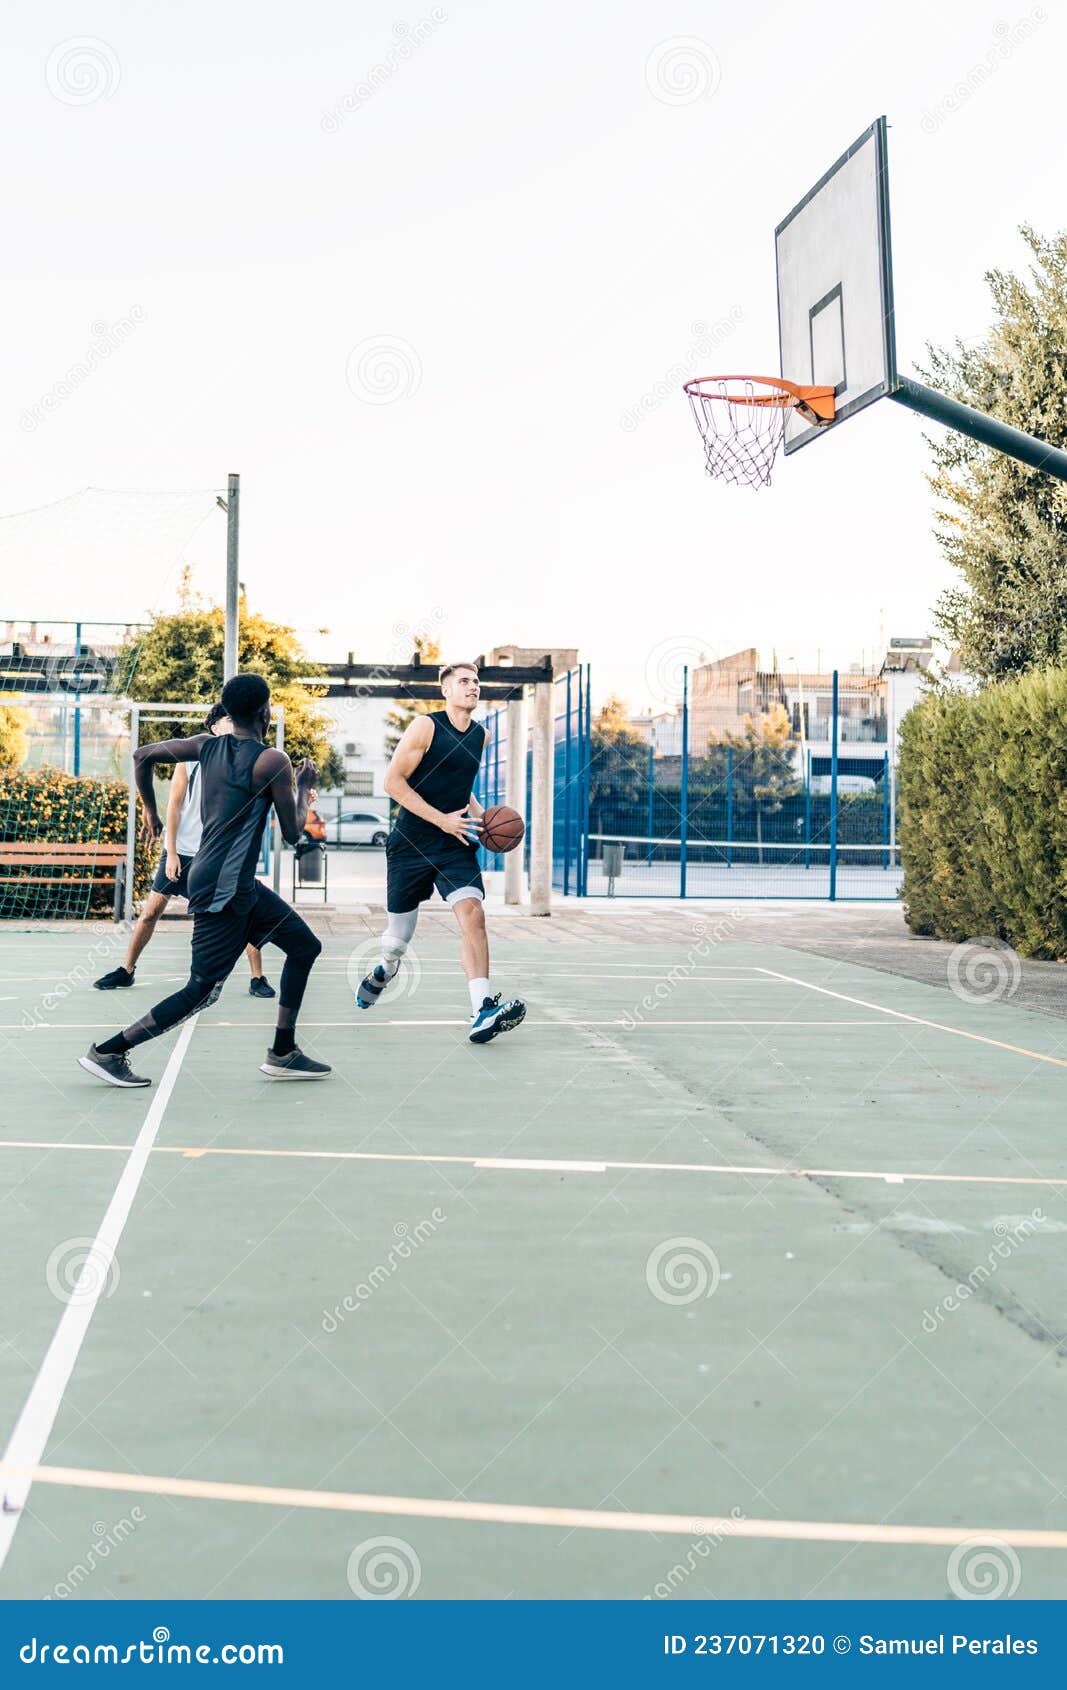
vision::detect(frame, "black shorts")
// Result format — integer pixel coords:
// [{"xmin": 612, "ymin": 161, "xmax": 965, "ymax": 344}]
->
[
  {"xmin": 151, "ymin": 852, "xmax": 193, "ymax": 898},
  {"xmin": 190, "ymin": 882, "xmax": 317, "ymax": 982},
  {"xmin": 385, "ymin": 834, "xmax": 484, "ymax": 914}
]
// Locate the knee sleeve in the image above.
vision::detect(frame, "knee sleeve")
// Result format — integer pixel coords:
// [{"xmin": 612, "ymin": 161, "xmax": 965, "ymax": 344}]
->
[{"xmin": 382, "ymin": 909, "xmax": 418, "ymax": 961}]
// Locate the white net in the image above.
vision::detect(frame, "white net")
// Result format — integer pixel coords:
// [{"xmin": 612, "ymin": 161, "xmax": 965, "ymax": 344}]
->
[{"xmin": 686, "ymin": 379, "xmax": 788, "ymax": 488}]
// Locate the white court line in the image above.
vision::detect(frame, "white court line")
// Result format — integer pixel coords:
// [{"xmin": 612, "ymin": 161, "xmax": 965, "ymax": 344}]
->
[
  {"xmin": 757, "ymin": 967, "xmax": 1067, "ymax": 1071},
  {"xmin": 0, "ymin": 1016, "xmax": 198, "ymax": 1570},
  {"xmin": 1, "ymin": 1138, "xmax": 1063, "ymax": 1189},
  {"xmin": 4, "ymin": 1462, "xmax": 1067, "ymax": 1549},
  {"xmin": 2, "ymin": 1019, "xmax": 902, "ymax": 1031}
]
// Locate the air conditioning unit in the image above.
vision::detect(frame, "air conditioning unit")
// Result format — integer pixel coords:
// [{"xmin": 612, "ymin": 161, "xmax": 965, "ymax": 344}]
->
[{"xmin": 344, "ymin": 742, "xmax": 363, "ymax": 757}]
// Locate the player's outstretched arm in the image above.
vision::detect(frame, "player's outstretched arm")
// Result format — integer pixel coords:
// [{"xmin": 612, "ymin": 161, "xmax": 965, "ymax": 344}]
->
[
  {"xmin": 255, "ymin": 747, "xmax": 317, "ymax": 846},
  {"xmin": 384, "ymin": 718, "xmax": 481, "ymax": 844},
  {"xmin": 133, "ymin": 733, "xmax": 210, "ymax": 845}
]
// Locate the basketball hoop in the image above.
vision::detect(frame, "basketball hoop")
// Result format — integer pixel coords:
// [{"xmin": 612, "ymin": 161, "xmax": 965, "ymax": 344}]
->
[{"xmin": 684, "ymin": 375, "xmax": 835, "ymax": 488}]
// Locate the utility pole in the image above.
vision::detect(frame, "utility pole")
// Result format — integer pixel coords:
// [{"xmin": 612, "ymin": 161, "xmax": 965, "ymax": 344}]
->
[{"xmin": 221, "ymin": 473, "xmax": 240, "ymax": 681}]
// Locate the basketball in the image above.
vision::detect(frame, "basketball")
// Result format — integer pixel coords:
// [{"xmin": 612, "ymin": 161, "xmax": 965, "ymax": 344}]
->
[{"xmin": 480, "ymin": 805, "xmax": 525, "ymax": 853}]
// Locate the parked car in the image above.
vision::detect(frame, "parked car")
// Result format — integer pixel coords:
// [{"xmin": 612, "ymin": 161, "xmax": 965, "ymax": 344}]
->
[{"xmin": 333, "ymin": 808, "xmax": 389, "ymax": 848}]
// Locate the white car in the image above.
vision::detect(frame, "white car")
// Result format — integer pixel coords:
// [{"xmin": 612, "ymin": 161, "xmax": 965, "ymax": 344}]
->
[{"xmin": 332, "ymin": 808, "xmax": 389, "ymax": 848}]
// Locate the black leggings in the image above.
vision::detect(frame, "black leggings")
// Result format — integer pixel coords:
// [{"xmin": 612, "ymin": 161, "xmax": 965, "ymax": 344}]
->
[{"xmin": 115, "ymin": 885, "xmax": 321, "ymax": 1050}]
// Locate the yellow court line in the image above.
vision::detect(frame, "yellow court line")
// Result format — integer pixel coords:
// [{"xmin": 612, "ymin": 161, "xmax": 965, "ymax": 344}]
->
[
  {"xmin": 757, "ymin": 967, "xmax": 1067, "ymax": 1070},
  {"xmin": 5, "ymin": 1462, "xmax": 1067, "ymax": 1548},
  {"xmin": 1, "ymin": 1139, "xmax": 1064, "ymax": 1189}
]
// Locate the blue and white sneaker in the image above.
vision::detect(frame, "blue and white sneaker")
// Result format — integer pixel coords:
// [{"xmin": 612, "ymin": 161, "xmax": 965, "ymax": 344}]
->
[
  {"xmin": 356, "ymin": 964, "xmax": 393, "ymax": 1010},
  {"xmin": 469, "ymin": 994, "xmax": 526, "ymax": 1045}
]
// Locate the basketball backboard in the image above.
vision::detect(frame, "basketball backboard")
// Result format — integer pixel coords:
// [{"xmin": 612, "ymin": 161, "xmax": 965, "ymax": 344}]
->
[{"xmin": 775, "ymin": 117, "xmax": 897, "ymax": 454}]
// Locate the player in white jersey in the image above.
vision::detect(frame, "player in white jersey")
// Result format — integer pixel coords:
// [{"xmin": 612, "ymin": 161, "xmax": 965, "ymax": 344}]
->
[{"xmin": 92, "ymin": 703, "xmax": 274, "ymax": 996}]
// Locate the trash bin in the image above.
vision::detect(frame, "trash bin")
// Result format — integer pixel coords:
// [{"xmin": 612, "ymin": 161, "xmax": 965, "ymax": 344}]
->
[
  {"xmin": 602, "ymin": 841, "xmax": 624, "ymax": 896},
  {"xmin": 297, "ymin": 843, "xmax": 324, "ymax": 884}
]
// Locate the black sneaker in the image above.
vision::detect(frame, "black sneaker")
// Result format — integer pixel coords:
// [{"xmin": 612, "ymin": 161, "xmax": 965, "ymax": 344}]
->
[
  {"xmin": 259, "ymin": 1045, "xmax": 331, "ymax": 1080},
  {"xmin": 93, "ymin": 967, "xmax": 135, "ymax": 991},
  {"xmin": 469, "ymin": 995, "xmax": 526, "ymax": 1045},
  {"xmin": 78, "ymin": 1044, "xmax": 151, "ymax": 1088},
  {"xmin": 249, "ymin": 976, "xmax": 276, "ymax": 999}
]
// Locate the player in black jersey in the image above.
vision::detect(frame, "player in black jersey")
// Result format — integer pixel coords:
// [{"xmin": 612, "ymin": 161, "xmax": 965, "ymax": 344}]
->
[
  {"xmin": 79, "ymin": 673, "xmax": 330, "ymax": 1087},
  {"xmin": 357, "ymin": 661, "xmax": 525, "ymax": 1044}
]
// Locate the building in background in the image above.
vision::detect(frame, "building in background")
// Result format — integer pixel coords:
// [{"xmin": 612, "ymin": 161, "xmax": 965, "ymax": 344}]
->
[{"xmin": 649, "ymin": 639, "xmax": 935, "ymax": 792}]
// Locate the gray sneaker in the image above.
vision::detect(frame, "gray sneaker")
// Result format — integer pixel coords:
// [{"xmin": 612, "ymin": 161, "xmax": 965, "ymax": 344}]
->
[
  {"xmin": 78, "ymin": 1044, "xmax": 151, "ymax": 1088},
  {"xmin": 259, "ymin": 1045, "xmax": 331, "ymax": 1080}
]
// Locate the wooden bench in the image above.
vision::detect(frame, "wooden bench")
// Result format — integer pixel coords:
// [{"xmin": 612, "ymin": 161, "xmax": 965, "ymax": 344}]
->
[{"xmin": 0, "ymin": 842, "xmax": 127, "ymax": 919}]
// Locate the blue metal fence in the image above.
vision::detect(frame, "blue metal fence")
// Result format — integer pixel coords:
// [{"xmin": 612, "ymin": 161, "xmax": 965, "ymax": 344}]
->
[{"xmin": 475, "ymin": 665, "xmax": 899, "ymax": 900}]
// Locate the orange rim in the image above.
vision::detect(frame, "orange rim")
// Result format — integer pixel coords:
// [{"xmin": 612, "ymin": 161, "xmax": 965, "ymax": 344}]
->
[{"xmin": 684, "ymin": 374, "xmax": 836, "ymax": 425}]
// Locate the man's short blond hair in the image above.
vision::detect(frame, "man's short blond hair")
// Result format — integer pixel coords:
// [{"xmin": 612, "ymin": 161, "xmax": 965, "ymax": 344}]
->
[{"xmin": 439, "ymin": 661, "xmax": 479, "ymax": 684}]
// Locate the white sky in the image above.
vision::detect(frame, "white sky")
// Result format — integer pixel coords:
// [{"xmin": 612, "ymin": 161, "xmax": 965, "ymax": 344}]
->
[{"xmin": 2, "ymin": 0, "xmax": 1061, "ymax": 711}]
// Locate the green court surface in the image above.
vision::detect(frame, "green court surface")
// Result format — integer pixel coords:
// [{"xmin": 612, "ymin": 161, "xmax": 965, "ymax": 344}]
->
[{"xmin": 1, "ymin": 916, "xmax": 1066, "ymax": 1602}]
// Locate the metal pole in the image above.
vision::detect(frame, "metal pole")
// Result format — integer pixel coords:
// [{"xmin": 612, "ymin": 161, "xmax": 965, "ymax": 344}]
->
[
  {"xmin": 504, "ymin": 693, "xmax": 527, "ymax": 905},
  {"xmin": 530, "ymin": 680, "xmax": 554, "ymax": 916},
  {"xmin": 804, "ymin": 749, "xmax": 811, "ymax": 871},
  {"xmin": 224, "ymin": 472, "xmax": 240, "ymax": 681},
  {"xmin": 580, "ymin": 664, "xmax": 592, "ymax": 897},
  {"xmin": 124, "ymin": 703, "xmax": 139, "ymax": 927},
  {"xmin": 882, "ymin": 750, "xmax": 890, "ymax": 870},
  {"xmin": 891, "ymin": 378, "xmax": 1067, "ymax": 481},
  {"xmin": 563, "ymin": 671, "xmax": 573, "ymax": 896},
  {"xmin": 646, "ymin": 739, "xmax": 655, "ymax": 868},
  {"xmin": 726, "ymin": 745, "xmax": 733, "ymax": 869},
  {"xmin": 73, "ymin": 621, "xmax": 82, "ymax": 777},
  {"xmin": 828, "ymin": 671, "xmax": 840, "ymax": 902},
  {"xmin": 273, "ymin": 704, "xmax": 284, "ymax": 895},
  {"xmin": 680, "ymin": 666, "xmax": 689, "ymax": 898}
]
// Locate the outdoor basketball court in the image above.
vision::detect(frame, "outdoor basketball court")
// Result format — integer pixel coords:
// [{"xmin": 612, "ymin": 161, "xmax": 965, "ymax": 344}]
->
[{"xmin": 1, "ymin": 909, "xmax": 1066, "ymax": 1601}]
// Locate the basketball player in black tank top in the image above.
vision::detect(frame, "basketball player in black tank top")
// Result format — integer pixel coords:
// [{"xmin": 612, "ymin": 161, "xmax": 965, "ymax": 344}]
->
[
  {"xmin": 357, "ymin": 661, "xmax": 525, "ymax": 1044},
  {"xmin": 79, "ymin": 673, "xmax": 330, "ymax": 1087}
]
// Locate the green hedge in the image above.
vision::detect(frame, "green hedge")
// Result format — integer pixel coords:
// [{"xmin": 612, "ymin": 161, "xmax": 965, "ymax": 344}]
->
[
  {"xmin": 0, "ymin": 766, "xmax": 154, "ymax": 919},
  {"xmin": 898, "ymin": 669, "xmax": 1067, "ymax": 957}
]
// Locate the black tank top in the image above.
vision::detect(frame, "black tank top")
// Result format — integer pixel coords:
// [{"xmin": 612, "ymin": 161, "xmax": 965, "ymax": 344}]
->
[
  {"xmin": 186, "ymin": 734, "xmax": 272, "ymax": 914},
  {"xmin": 393, "ymin": 712, "xmax": 486, "ymax": 852}
]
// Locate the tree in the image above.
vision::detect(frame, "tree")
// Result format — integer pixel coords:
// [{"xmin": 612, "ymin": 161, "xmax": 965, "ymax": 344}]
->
[
  {"xmin": 714, "ymin": 704, "xmax": 797, "ymax": 862},
  {"xmin": 384, "ymin": 633, "xmax": 446, "ymax": 755},
  {"xmin": 117, "ymin": 588, "xmax": 341, "ymax": 778},
  {"xmin": 921, "ymin": 227, "xmax": 1067, "ymax": 680},
  {"xmin": 588, "ymin": 695, "xmax": 648, "ymax": 838},
  {"xmin": 0, "ymin": 704, "xmax": 30, "ymax": 770}
]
